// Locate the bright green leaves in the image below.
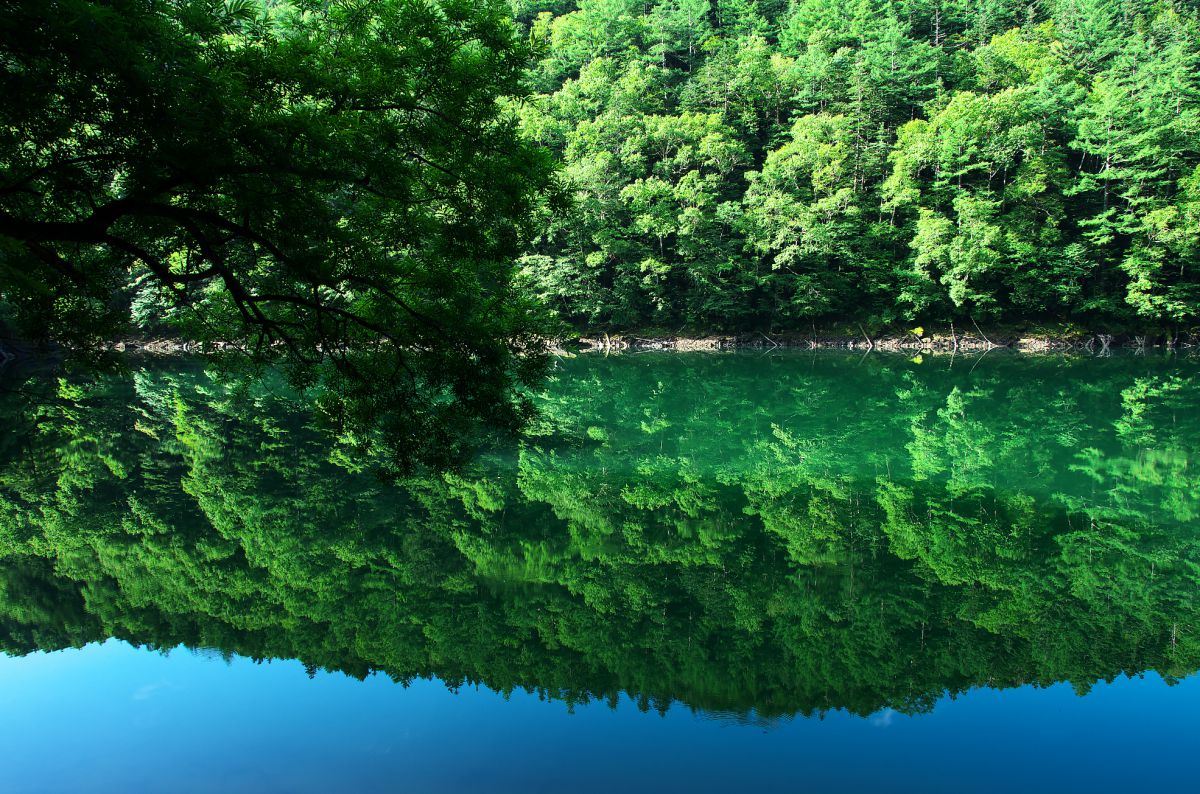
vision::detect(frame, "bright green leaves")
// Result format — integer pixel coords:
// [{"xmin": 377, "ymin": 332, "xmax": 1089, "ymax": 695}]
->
[
  {"xmin": 1068, "ymin": 18, "xmax": 1200, "ymax": 322},
  {"xmin": 905, "ymin": 209, "xmax": 955, "ymax": 313},
  {"xmin": 742, "ymin": 113, "xmax": 862, "ymax": 317},
  {"xmin": 885, "ymin": 72, "xmax": 1077, "ymax": 316},
  {"xmin": 513, "ymin": 0, "xmax": 1200, "ymax": 331}
]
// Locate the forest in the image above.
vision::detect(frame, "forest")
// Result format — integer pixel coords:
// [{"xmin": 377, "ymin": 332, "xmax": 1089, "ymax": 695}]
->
[
  {"xmin": 512, "ymin": 0, "xmax": 1200, "ymax": 331},
  {"xmin": 4, "ymin": 0, "xmax": 1200, "ymax": 346}
]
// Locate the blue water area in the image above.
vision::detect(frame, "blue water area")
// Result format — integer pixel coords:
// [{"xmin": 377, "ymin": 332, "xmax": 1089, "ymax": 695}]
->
[{"xmin": 0, "ymin": 639, "xmax": 1193, "ymax": 793}]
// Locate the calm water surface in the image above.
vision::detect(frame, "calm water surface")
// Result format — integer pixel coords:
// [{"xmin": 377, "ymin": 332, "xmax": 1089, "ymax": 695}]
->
[{"xmin": 0, "ymin": 351, "xmax": 1197, "ymax": 791}]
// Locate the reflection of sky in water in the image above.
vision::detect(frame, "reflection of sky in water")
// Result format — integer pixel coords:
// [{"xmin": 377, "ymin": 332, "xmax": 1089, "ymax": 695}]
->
[{"xmin": 0, "ymin": 640, "xmax": 1193, "ymax": 793}]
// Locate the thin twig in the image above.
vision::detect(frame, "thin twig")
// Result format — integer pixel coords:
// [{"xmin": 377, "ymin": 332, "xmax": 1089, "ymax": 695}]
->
[
  {"xmin": 970, "ymin": 316, "xmax": 997, "ymax": 349},
  {"xmin": 857, "ymin": 323, "xmax": 874, "ymax": 352}
]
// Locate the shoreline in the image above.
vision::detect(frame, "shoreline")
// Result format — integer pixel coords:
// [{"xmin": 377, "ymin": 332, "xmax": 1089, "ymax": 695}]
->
[
  {"xmin": 4, "ymin": 328, "xmax": 1195, "ymax": 365},
  {"xmin": 569, "ymin": 329, "xmax": 1198, "ymax": 354}
]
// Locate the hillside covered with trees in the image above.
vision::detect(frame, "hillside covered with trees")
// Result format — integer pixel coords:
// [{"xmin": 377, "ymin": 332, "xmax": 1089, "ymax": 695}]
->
[
  {"xmin": 5, "ymin": 0, "xmax": 1199, "ymax": 350},
  {"xmin": 512, "ymin": 0, "xmax": 1200, "ymax": 332}
]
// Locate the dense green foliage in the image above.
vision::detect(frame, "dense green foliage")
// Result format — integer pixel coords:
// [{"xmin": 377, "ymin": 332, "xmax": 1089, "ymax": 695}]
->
[
  {"xmin": 514, "ymin": 0, "xmax": 1200, "ymax": 330},
  {"xmin": 0, "ymin": 0, "xmax": 556, "ymax": 470},
  {"xmin": 1, "ymin": 354, "xmax": 1196, "ymax": 717},
  {"xmin": 7, "ymin": 0, "xmax": 1200, "ymax": 476}
]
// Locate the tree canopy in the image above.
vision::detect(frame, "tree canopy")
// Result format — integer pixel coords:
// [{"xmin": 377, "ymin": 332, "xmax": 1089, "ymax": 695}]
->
[
  {"xmin": 514, "ymin": 0, "xmax": 1200, "ymax": 331},
  {"xmin": 0, "ymin": 0, "xmax": 556, "ymax": 470}
]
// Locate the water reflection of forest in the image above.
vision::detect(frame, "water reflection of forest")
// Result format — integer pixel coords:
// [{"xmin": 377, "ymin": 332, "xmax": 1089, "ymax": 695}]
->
[{"xmin": 1, "ymin": 353, "xmax": 1196, "ymax": 718}]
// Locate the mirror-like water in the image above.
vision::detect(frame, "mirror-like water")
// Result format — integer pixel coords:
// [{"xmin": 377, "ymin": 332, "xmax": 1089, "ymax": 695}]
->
[{"xmin": 1, "ymin": 352, "xmax": 1197, "ymax": 791}]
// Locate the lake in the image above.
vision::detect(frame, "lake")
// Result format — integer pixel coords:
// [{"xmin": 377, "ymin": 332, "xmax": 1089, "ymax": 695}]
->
[{"xmin": 0, "ymin": 351, "xmax": 1197, "ymax": 792}]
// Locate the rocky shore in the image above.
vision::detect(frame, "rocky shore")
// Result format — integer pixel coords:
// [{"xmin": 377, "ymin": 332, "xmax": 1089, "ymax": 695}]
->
[
  {"xmin": 572, "ymin": 329, "xmax": 1198, "ymax": 354},
  {"xmin": 3, "ymin": 329, "xmax": 1194, "ymax": 369}
]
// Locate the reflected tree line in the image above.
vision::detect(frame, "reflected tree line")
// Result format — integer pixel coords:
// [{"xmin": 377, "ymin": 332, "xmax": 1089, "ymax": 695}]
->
[{"xmin": 0, "ymin": 353, "xmax": 1197, "ymax": 718}]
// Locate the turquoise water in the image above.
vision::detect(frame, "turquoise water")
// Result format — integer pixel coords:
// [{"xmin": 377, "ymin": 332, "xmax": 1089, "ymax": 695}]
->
[{"xmin": 0, "ymin": 351, "xmax": 1197, "ymax": 790}]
